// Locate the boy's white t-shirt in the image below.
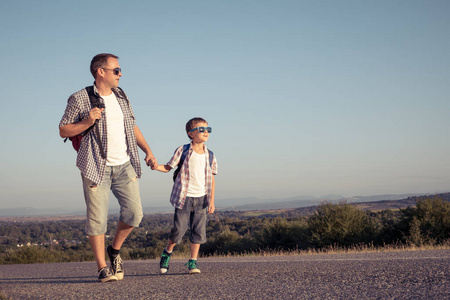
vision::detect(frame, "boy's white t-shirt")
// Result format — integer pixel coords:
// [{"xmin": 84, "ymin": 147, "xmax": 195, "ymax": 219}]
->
[
  {"xmin": 186, "ymin": 151, "xmax": 206, "ymax": 197},
  {"xmin": 102, "ymin": 92, "xmax": 130, "ymax": 166}
]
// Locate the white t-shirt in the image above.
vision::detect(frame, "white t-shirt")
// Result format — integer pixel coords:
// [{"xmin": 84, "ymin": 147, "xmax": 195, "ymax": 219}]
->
[
  {"xmin": 102, "ymin": 92, "xmax": 130, "ymax": 166},
  {"xmin": 186, "ymin": 151, "xmax": 206, "ymax": 197}
]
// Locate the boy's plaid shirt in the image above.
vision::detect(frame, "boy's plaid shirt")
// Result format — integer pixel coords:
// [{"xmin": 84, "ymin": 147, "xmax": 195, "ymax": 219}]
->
[
  {"xmin": 167, "ymin": 144, "xmax": 218, "ymax": 209},
  {"xmin": 59, "ymin": 84, "xmax": 142, "ymax": 185}
]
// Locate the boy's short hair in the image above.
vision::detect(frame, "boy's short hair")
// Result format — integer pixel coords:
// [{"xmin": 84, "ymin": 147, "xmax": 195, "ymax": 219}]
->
[
  {"xmin": 186, "ymin": 117, "xmax": 207, "ymax": 140},
  {"xmin": 90, "ymin": 53, "xmax": 119, "ymax": 79}
]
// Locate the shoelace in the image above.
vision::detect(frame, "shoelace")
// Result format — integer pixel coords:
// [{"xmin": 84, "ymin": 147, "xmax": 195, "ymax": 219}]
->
[
  {"xmin": 185, "ymin": 260, "xmax": 198, "ymax": 269},
  {"xmin": 161, "ymin": 254, "xmax": 170, "ymax": 267},
  {"xmin": 112, "ymin": 255, "xmax": 123, "ymax": 272}
]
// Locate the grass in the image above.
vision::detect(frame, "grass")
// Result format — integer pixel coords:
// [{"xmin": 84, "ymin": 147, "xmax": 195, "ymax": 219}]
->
[
  {"xmin": 242, "ymin": 209, "xmax": 288, "ymax": 217},
  {"xmin": 196, "ymin": 240, "xmax": 450, "ymax": 259}
]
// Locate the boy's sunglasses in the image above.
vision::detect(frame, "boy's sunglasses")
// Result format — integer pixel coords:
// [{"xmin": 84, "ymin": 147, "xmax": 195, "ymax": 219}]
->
[
  {"xmin": 102, "ymin": 67, "xmax": 121, "ymax": 75},
  {"xmin": 189, "ymin": 127, "xmax": 212, "ymax": 133}
]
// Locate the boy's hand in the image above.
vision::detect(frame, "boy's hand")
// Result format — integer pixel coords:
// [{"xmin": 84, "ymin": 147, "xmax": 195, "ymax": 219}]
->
[{"xmin": 208, "ymin": 203, "xmax": 215, "ymax": 214}]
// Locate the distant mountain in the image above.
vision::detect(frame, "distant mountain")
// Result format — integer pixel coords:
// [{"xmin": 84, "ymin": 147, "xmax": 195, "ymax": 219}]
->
[
  {"xmin": 0, "ymin": 207, "xmax": 85, "ymax": 217},
  {"xmin": 1, "ymin": 192, "xmax": 448, "ymax": 217},
  {"xmin": 216, "ymin": 193, "xmax": 443, "ymax": 211}
]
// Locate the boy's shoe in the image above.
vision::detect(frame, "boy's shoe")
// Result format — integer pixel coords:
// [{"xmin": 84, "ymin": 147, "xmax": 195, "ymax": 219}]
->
[
  {"xmin": 98, "ymin": 267, "xmax": 118, "ymax": 283},
  {"xmin": 185, "ymin": 259, "xmax": 201, "ymax": 274},
  {"xmin": 107, "ymin": 245, "xmax": 124, "ymax": 280},
  {"xmin": 160, "ymin": 249, "xmax": 172, "ymax": 274}
]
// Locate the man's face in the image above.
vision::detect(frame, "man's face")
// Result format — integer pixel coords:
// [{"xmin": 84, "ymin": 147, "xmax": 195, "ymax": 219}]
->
[{"xmin": 101, "ymin": 57, "xmax": 121, "ymax": 89}]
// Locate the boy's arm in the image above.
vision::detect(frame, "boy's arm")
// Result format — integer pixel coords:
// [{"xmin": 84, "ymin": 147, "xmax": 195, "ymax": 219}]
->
[
  {"xmin": 208, "ymin": 175, "xmax": 215, "ymax": 214},
  {"xmin": 155, "ymin": 164, "xmax": 173, "ymax": 173}
]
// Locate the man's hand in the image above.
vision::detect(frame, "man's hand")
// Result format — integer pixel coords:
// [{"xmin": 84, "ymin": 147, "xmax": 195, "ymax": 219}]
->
[
  {"xmin": 146, "ymin": 156, "xmax": 158, "ymax": 170},
  {"xmin": 88, "ymin": 107, "xmax": 104, "ymax": 124}
]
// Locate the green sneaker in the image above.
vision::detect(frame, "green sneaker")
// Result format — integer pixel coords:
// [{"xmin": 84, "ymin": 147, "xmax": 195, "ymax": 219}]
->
[
  {"xmin": 160, "ymin": 249, "xmax": 172, "ymax": 274},
  {"xmin": 185, "ymin": 259, "xmax": 201, "ymax": 274}
]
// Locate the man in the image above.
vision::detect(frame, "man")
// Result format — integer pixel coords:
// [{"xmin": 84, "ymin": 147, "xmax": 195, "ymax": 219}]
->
[{"xmin": 59, "ymin": 53, "xmax": 157, "ymax": 282}]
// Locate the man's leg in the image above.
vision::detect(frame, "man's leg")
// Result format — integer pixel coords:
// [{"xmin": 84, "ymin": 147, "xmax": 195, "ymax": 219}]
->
[
  {"xmin": 108, "ymin": 162, "xmax": 143, "ymax": 280},
  {"xmin": 112, "ymin": 220, "xmax": 134, "ymax": 250},
  {"xmin": 82, "ymin": 170, "xmax": 116, "ymax": 282},
  {"xmin": 89, "ymin": 234, "xmax": 107, "ymax": 270}
]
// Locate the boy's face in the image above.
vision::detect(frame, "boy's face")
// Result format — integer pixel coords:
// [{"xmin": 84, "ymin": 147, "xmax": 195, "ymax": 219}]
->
[{"xmin": 188, "ymin": 121, "xmax": 210, "ymax": 143}]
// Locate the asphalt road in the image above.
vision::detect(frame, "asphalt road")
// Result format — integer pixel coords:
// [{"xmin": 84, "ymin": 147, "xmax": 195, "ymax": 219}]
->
[{"xmin": 0, "ymin": 249, "xmax": 448, "ymax": 299}]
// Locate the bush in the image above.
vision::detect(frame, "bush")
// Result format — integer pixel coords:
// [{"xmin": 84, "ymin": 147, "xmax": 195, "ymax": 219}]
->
[
  {"xmin": 254, "ymin": 218, "xmax": 309, "ymax": 251},
  {"xmin": 403, "ymin": 196, "xmax": 450, "ymax": 245},
  {"xmin": 307, "ymin": 201, "xmax": 376, "ymax": 248}
]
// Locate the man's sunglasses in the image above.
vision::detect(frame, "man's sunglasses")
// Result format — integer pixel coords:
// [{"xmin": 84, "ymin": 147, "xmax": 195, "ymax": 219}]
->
[
  {"xmin": 102, "ymin": 67, "xmax": 121, "ymax": 75},
  {"xmin": 189, "ymin": 127, "xmax": 212, "ymax": 133}
]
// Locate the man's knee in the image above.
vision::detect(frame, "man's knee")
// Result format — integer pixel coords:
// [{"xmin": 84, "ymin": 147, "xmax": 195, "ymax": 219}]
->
[{"xmin": 120, "ymin": 207, "xmax": 143, "ymax": 227}]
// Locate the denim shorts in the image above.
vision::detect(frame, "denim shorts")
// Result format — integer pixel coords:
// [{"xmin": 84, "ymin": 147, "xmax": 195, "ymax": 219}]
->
[
  {"xmin": 81, "ymin": 161, "xmax": 143, "ymax": 236},
  {"xmin": 169, "ymin": 196, "xmax": 207, "ymax": 244}
]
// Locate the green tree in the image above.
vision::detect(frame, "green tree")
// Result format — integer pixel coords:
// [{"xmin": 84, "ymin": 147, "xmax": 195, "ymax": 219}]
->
[
  {"xmin": 307, "ymin": 201, "xmax": 376, "ymax": 248},
  {"xmin": 403, "ymin": 196, "xmax": 450, "ymax": 245},
  {"xmin": 255, "ymin": 218, "xmax": 308, "ymax": 250}
]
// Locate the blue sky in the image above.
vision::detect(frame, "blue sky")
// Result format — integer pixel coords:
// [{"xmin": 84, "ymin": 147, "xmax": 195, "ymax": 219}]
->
[{"xmin": 0, "ymin": 0, "xmax": 449, "ymax": 212}]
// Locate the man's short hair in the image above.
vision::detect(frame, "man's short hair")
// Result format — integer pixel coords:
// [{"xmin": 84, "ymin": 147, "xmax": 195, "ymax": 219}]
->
[
  {"xmin": 90, "ymin": 53, "xmax": 119, "ymax": 79},
  {"xmin": 186, "ymin": 117, "xmax": 207, "ymax": 140}
]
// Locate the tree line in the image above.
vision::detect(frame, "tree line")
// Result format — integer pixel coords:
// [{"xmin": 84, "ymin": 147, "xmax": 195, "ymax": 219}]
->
[{"xmin": 0, "ymin": 195, "xmax": 449, "ymax": 264}]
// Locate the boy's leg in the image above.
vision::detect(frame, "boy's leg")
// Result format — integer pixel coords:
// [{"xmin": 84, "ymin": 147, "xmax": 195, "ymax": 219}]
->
[
  {"xmin": 186, "ymin": 196, "xmax": 207, "ymax": 274},
  {"xmin": 166, "ymin": 239, "xmax": 177, "ymax": 252},
  {"xmin": 189, "ymin": 196, "xmax": 208, "ymax": 245},
  {"xmin": 161, "ymin": 199, "xmax": 192, "ymax": 274},
  {"xmin": 160, "ymin": 239, "xmax": 176, "ymax": 274},
  {"xmin": 190, "ymin": 243, "xmax": 200, "ymax": 260}
]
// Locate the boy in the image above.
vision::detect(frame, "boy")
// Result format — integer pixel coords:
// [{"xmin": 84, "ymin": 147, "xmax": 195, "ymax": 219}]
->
[{"xmin": 153, "ymin": 117, "xmax": 218, "ymax": 274}]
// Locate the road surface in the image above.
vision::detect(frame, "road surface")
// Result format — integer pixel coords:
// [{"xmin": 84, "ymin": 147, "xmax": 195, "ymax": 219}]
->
[{"xmin": 0, "ymin": 249, "xmax": 448, "ymax": 299}]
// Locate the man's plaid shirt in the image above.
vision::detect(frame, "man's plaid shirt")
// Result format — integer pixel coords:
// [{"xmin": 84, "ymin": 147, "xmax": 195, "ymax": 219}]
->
[
  {"xmin": 59, "ymin": 84, "xmax": 142, "ymax": 185},
  {"xmin": 167, "ymin": 143, "xmax": 218, "ymax": 209}
]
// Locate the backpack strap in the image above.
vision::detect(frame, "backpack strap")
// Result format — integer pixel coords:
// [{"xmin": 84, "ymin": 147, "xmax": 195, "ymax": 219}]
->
[
  {"xmin": 173, "ymin": 144, "xmax": 191, "ymax": 182},
  {"xmin": 85, "ymin": 86, "xmax": 106, "ymax": 159},
  {"xmin": 172, "ymin": 145, "xmax": 214, "ymax": 182},
  {"xmin": 116, "ymin": 87, "xmax": 127, "ymax": 100},
  {"xmin": 208, "ymin": 149, "xmax": 214, "ymax": 168}
]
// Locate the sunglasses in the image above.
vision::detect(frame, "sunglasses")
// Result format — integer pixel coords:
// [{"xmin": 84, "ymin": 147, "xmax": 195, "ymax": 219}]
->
[
  {"xmin": 102, "ymin": 67, "xmax": 121, "ymax": 75},
  {"xmin": 189, "ymin": 127, "xmax": 212, "ymax": 133}
]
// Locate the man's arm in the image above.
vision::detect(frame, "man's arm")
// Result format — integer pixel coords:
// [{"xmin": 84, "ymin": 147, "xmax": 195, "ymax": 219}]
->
[
  {"xmin": 134, "ymin": 125, "xmax": 157, "ymax": 169},
  {"xmin": 59, "ymin": 107, "xmax": 103, "ymax": 138}
]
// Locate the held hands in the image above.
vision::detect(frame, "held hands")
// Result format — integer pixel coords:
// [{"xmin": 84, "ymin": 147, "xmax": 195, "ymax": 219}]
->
[{"xmin": 146, "ymin": 156, "xmax": 158, "ymax": 170}]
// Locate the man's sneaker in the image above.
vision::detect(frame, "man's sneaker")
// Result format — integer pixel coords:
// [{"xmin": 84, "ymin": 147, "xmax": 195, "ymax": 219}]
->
[
  {"xmin": 185, "ymin": 259, "xmax": 201, "ymax": 274},
  {"xmin": 98, "ymin": 267, "xmax": 118, "ymax": 283},
  {"xmin": 160, "ymin": 249, "xmax": 172, "ymax": 274},
  {"xmin": 107, "ymin": 245, "xmax": 124, "ymax": 280}
]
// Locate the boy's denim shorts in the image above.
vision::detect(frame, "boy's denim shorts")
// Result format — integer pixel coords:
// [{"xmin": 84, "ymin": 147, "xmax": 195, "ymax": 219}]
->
[
  {"xmin": 81, "ymin": 161, "xmax": 143, "ymax": 236},
  {"xmin": 169, "ymin": 196, "xmax": 208, "ymax": 244}
]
